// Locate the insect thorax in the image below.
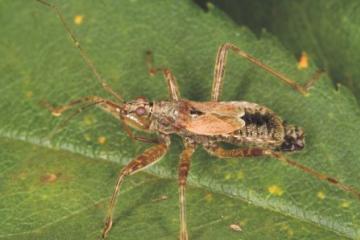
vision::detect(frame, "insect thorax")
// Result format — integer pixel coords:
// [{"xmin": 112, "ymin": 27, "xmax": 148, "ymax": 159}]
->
[{"xmin": 149, "ymin": 101, "xmax": 182, "ymax": 134}]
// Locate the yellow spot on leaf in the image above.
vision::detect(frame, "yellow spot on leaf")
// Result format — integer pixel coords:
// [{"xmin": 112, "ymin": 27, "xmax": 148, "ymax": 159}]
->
[
  {"xmin": 83, "ymin": 115, "xmax": 95, "ymax": 125},
  {"xmin": 98, "ymin": 136, "xmax": 107, "ymax": 144},
  {"xmin": 25, "ymin": 91, "xmax": 33, "ymax": 98},
  {"xmin": 224, "ymin": 173, "xmax": 232, "ymax": 180},
  {"xmin": 236, "ymin": 170, "xmax": 245, "ymax": 180},
  {"xmin": 341, "ymin": 201, "xmax": 351, "ymax": 208},
  {"xmin": 280, "ymin": 223, "xmax": 294, "ymax": 237},
  {"xmin": 317, "ymin": 191, "xmax": 326, "ymax": 200},
  {"xmin": 41, "ymin": 194, "xmax": 49, "ymax": 200},
  {"xmin": 268, "ymin": 185, "xmax": 284, "ymax": 196},
  {"xmin": 74, "ymin": 15, "xmax": 84, "ymax": 25},
  {"xmin": 297, "ymin": 51, "xmax": 309, "ymax": 70},
  {"xmin": 204, "ymin": 192, "xmax": 213, "ymax": 203},
  {"xmin": 83, "ymin": 133, "xmax": 92, "ymax": 142}
]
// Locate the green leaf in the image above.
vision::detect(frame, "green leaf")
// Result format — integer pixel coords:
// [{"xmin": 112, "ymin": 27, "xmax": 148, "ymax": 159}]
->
[
  {"xmin": 203, "ymin": 0, "xmax": 360, "ymax": 104},
  {"xmin": 1, "ymin": 0, "xmax": 359, "ymax": 239}
]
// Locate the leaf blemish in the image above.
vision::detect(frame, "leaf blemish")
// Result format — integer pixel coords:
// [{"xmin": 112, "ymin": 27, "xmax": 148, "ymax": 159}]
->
[
  {"xmin": 98, "ymin": 136, "xmax": 107, "ymax": 144},
  {"xmin": 204, "ymin": 192, "xmax": 213, "ymax": 203},
  {"xmin": 151, "ymin": 195, "xmax": 168, "ymax": 202},
  {"xmin": 41, "ymin": 173, "xmax": 59, "ymax": 183},
  {"xmin": 83, "ymin": 115, "xmax": 96, "ymax": 125},
  {"xmin": 229, "ymin": 223, "xmax": 242, "ymax": 232},
  {"xmin": 280, "ymin": 223, "xmax": 295, "ymax": 237},
  {"xmin": 224, "ymin": 173, "xmax": 232, "ymax": 180},
  {"xmin": 317, "ymin": 191, "xmax": 326, "ymax": 200},
  {"xmin": 74, "ymin": 15, "xmax": 84, "ymax": 25},
  {"xmin": 268, "ymin": 185, "xmax": 284, "ymax": 196},
  {"xmin": 25, "ymin": 91, "xmax": 33, "ymax": 98},
  {"xmin": 340, "ymin": 201, "xmax": 351, "ymax": 208},
  {"xmin": 297, "ymin": 51, "xmax": 309, "ymax": 70},
  {"xmin": 83, "ymin": 133, "xmax": 92, "ymax": 141},
  {"xmin": 237, "ymin": 170, "xmax": 245, "ymax": 180}
]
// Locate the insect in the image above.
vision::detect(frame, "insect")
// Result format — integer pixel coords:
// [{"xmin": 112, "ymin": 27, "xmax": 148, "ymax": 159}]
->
[{"xmin": 37, "ymin": 1, "xmax": 360, "ymax": 239}]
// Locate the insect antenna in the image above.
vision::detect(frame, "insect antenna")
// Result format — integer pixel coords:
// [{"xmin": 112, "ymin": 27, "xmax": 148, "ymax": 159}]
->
[
  {"xmin": 44, "ymin": 101, "xmax": 104, "ymax": 140},
  {"xmin": 271, "ymin": 151, "xmax": 360, "ymax": 200},
  {"xmin": 36, "ymin": 0, "xmax": 124, "ymax": 102}
]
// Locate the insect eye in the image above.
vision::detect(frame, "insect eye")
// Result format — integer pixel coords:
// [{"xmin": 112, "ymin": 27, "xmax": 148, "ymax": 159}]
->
[{"xmin": 135, "ymin": 107, "xmax": 146, "ymax": 116}]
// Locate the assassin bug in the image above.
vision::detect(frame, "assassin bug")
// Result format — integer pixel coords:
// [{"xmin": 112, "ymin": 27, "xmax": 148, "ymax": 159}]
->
[{"xmin": 37, "ymin": 1, "xmax": 360, "ymax": 239}]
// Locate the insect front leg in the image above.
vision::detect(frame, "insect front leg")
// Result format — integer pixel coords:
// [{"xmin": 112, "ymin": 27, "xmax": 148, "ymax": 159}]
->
[
  {"xmin": 146, "ymin": 50, "xmax": 181, "ymax": 101},
  {"xmin": 178, "ymin": 140, "xmax": 196, "ymax": 240},
  {"xmin": 204, "ymin": 145, "xmax": 360, "ymax": 200},
  {"xmin": 102, "ymin": 138, "xmax": 170, "ymax": 238},
  {"xmin": 211, "ymin": 43, "xmax": 323, "ymax": 101}
]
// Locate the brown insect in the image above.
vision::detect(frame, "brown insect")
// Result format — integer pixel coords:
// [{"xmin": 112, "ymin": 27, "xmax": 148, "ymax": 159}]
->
[{"xmin": 37, "ymin": 1, "xmax": 360, "ymax": 239}]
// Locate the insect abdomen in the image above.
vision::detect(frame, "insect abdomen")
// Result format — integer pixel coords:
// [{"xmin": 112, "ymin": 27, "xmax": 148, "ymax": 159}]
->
[{"xmin": 228, "ymin": 108, "xmax": 284, "ymax": 146}]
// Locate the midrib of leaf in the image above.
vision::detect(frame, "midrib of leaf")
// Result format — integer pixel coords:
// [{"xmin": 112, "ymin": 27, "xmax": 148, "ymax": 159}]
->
[{"xmin": 0, "ymin": 130, "xmax": 357, "ymax": 239}]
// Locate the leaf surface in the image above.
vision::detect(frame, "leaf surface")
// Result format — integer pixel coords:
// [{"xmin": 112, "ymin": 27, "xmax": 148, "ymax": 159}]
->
[{"xmin": 0, "ymin": 1, "xmax": 359, "ymax": 239}]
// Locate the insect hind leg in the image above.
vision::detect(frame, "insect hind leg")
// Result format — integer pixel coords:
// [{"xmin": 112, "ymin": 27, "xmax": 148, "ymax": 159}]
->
[
  {"xmin": 211, "ymin": 43, "xmax": 324, "ymax": 101},
  {"xmin": 205, "ymin": 145, "xmax": 360, "ymax": 200},
  {"xmin": 178, "ymin": 140, "xmax": 196, "ymax": 240},
  {"xmin": 271, "ymin": 151, "xmax": 360, "ymax": 200}
]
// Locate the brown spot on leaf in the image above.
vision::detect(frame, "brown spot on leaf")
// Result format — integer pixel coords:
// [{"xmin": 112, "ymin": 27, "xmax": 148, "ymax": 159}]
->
[
  {"xmin": 229, "ymin": 223, "xmax": 242, "ymax": 232},
  {"xmin": 98, "ymin": 136, "xmax": 107, "ymax": 144},
  {"xmin": 297, "ymin": 51, "xmax": 309, "ymax": 69},
  {"xmin": 151, "ymin": 195, "xmax": 169, "ymax": 202},
  {"xmin": 41, "ymin": 173, "xmax": 59, "ymax": 183}
]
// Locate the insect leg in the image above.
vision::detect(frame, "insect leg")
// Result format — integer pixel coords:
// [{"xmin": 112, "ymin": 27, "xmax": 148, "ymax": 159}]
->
[
  {"xmin": 211, "ymin": 43, "xmax": 323, "ymax": 101},
  {"xmin": 204, "ymin": 145, "xmax": 267, "ymax": 158},
  {"xmin": 102, "ymin": 139, "xmax": 170, "ymax": 238},
  {"xmin": 270, "ymin": 151, "xmax": 360, "ymax": 200},
  {"xmin": 204, "ymin": 145, "xmax": 360, "ymax": 200},
  {"xmin": 178, "ymin": 140, "xmax": 196, "ymax": 240},
  {"xmin": 146, "ymin": 50, "xmax": 181, "ymax": 100},
  {"xmin": 37, "ymin": 0, "xmax": 123, "ymax": 101}
]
